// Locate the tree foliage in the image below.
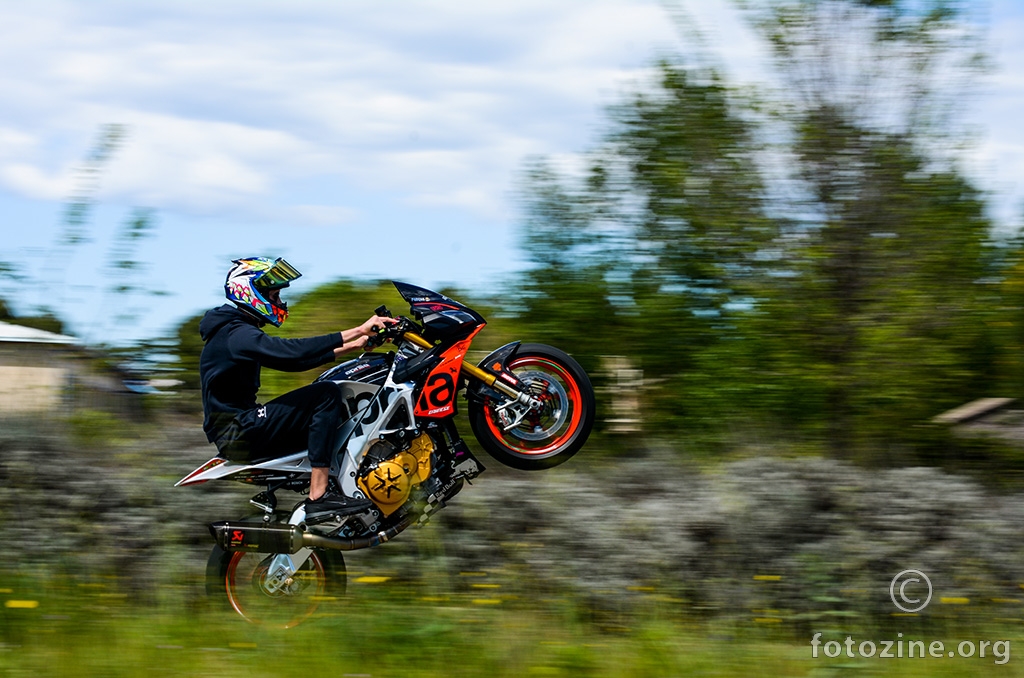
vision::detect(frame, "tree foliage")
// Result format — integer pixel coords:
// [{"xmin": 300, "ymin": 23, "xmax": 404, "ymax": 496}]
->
[{"xmin": 510, "ymin": 0, "xmax": 1015, "ymax": 458}]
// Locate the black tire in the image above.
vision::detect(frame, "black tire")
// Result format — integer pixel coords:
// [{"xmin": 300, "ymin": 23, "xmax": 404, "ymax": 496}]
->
[
  {"xmin": 206, "ymin": 527, "xmax": 346, "ymax": 628},
  {"xmin": 468, "ymin": 343, "xmax": 595, "ymax": 470}
]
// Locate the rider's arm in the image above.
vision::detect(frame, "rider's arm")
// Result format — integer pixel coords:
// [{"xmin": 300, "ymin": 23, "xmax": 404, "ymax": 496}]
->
[
  {"xmin": 229, "ymin": 315, "xmax": 397, "ymax": 371},
  {"xmin": 229, "ymin": 324, "xmax": 342, "ymax": 372},
  {"xmin": 333, "ymin": 315, "xmax": 395, "ymax": 358}
]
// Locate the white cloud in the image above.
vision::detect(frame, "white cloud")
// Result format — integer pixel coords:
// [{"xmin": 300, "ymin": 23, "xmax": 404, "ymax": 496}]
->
[
  {"xmin": 0, "ymin": 127, "xmax": 38, "ymax": 152},
  {"xmin": 100, "ymin": 112, "xmax": 311, "ymax": 210},
  {"xmin": 0, "ymin": 162, "xmax": 74, "ymax": 200},
  {"xmin": 0, "ymin": 0, "xmax": 679, "ymax": 226}
]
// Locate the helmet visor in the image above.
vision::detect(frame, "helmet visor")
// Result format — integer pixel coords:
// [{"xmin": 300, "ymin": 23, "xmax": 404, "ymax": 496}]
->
[{"xmin": 255, "ymin": 258, "xmax": 302, "ymax": 290}]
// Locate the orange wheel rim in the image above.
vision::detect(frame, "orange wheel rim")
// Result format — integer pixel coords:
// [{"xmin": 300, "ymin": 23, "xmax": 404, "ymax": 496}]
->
[{"xmin": 484, "ymin": 356, "xmax": 583, "ymax": 456}]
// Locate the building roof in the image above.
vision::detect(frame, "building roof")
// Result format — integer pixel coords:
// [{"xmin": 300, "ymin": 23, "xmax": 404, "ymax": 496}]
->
[
  {"xmin": 0, "ymin": 320, "xmax": 78, "ymax": 345},
  {"xmin": 932, "ymin": 397, "xmax": 1016, "ymax": 424}
]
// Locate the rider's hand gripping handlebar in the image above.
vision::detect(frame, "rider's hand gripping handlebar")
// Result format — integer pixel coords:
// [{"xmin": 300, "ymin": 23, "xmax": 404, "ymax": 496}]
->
[{"xmin": 365, "ymin": 315, "xmax": 416, "ymax": 349}]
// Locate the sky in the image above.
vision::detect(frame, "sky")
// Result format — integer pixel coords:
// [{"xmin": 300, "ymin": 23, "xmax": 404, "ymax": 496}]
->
[{"xmin": 0, "ymin": 0, "xmax": 1021, "ymax": 345}]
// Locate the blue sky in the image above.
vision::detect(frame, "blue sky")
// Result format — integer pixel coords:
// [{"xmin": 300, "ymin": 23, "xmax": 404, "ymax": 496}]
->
[{"xmin": 0, "ymin": 1, "xmax": 1021, "ymax": 345}]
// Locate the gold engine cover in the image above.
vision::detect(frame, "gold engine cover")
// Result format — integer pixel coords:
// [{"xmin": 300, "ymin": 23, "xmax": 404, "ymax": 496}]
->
[{"xmin": 357, "ymin": 433, "xmax": 434, "ymax": 516}]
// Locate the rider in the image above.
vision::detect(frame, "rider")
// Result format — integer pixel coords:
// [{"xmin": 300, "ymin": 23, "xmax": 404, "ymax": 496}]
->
[{"xmin": 199, "ymin": 257, "xmax": 395, "ymax": 518}]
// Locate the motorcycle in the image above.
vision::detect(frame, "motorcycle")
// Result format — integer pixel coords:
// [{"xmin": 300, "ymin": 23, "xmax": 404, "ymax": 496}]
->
[{"xmin": 177, "ymin": 281, "xmax": 595, "ymax": 626}]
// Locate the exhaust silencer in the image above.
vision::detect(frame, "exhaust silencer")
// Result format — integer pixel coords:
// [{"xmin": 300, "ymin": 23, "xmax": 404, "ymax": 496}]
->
[
  {"xmin": 210, "ymin": 521, "xmax": 304, "ymax": 554},
  {"xmin": 210, "ymin": 512, "xmax": 417, "ymax": 553}
]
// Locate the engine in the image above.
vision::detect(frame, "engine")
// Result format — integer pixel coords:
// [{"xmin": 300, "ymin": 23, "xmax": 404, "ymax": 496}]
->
[{"xmin": 357, "ymin": 433, "xmax": 434, "ymax": 516}]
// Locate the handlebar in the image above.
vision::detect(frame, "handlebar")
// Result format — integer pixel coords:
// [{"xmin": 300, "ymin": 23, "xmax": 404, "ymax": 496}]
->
[{"xmin": 365, "ymin": 315, "xmax": 417, "ymax": 349}]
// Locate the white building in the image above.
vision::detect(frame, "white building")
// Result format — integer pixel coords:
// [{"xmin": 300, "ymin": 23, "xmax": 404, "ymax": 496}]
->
[{"xmin": 0, "ymin": 320, "xmax": 78, "ymax": 414}]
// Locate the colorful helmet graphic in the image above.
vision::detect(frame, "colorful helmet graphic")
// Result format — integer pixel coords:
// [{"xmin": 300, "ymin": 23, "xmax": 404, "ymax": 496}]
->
[{"xmin": 225, "ymin": 257, "xmax": 302, "ymax": 327}]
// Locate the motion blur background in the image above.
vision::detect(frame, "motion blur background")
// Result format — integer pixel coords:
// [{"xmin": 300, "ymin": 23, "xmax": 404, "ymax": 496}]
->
[{"xmin": 2, "ymin": 1, "xmax": 1024, "ymax": 675}]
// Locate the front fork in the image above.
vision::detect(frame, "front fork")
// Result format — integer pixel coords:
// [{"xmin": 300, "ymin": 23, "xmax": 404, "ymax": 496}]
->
[{"xmin": 462, "ymin": 350, "xmax": 548, "ymax": 430}]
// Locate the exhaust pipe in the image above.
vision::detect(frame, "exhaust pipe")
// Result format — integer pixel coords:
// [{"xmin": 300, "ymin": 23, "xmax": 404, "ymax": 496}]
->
[
  {"xmin": 210, "ymin": 515, "xmax": 416, "ymax": 554},
  {"xmin": 209, "ymin": 521, "xmax": 305, "ymax": 553}
]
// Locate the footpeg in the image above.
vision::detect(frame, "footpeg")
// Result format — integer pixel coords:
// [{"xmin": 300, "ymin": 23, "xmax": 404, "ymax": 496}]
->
[{"xmin": 249, "ymin": 491, "xmax": 277, "ymax": 513}]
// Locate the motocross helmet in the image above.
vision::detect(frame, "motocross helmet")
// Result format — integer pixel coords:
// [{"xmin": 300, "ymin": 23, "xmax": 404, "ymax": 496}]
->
[{"xmin": 225, "ymin": 257, "xmax": 301, "ymax": 327}]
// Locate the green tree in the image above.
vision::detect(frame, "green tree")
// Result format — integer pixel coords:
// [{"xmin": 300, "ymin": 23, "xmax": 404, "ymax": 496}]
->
[
  {"xmin": 610, "ymin": 65, "xmax": 777, "ymax": 429},
  {"xmin": 515, "ymin": 63, "xmax": 778, "ymax": 435},
  {"xmin": 513, "ymin": 0, "xmax": 1006, "ymax": 456},
  {"xmin": 993, "ymin": 239, "xmax": 1024, "ymax": 398},
  {"xmin": 736, "ymin": 0, "xmax": 994, "ymax": 454},
  {"xmin": 515, "ymin": 161, "xmax": 623, "ymax": 375}
]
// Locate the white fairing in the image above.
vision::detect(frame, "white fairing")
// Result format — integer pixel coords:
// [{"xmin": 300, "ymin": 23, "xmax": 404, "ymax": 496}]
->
[{"xmin": 176, "ymin": 365, "xmax": 420, "ymax": 504}]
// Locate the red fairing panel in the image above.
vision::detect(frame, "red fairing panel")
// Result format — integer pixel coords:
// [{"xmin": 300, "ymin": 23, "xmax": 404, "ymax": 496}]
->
[{"xmin": 414, "ymin": 327, "xmax": 483, "ymax": 419}]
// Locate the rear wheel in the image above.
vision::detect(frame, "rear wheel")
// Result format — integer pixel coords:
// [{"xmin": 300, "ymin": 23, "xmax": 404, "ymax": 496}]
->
[
  {"xmin": 469, "ymin": 343, "xmax": 595, "ymax": 470},
  {"xmin": 207, "ymin": 527, "xmax": 346, "ymax": 628}
]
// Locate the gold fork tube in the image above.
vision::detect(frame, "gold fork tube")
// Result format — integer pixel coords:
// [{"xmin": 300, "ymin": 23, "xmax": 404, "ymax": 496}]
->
[
  {"xmin": 402, "ymin": 331, "xmax": 520, "ymax": 398},
  {"xmin": 462, "ymin": 361, "xmax": 522, "ymax": 398},
  {"xmin": 404, "ymin": 332, "xmax": 433, "ymax": 350}
]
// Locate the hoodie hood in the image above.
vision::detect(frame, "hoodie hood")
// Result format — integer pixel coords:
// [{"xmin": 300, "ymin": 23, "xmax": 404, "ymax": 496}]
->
[{"xmin": 199, "ymin": 304, "xmax": 259, "ymax": 341}]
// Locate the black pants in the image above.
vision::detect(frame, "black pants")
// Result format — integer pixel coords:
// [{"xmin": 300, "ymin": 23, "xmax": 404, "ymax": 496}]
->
[{"xmin": 215, "ymin": 381, "xmax": 343, "ymax": 468}]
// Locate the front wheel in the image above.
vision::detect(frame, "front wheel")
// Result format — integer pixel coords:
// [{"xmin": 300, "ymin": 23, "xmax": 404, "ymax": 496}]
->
[
  {"xmin": 468, "ymin": 343, "xmax": 595, "ymax": 470},
  {"xmin": 207, "ymin": 541, "xmax": 346, "ymax": 628}
]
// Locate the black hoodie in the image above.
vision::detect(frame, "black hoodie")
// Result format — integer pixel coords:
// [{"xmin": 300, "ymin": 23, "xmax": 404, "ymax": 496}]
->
[{"xmin": 198, "ymin": 304, "xmax": 344, "ymax": 442}]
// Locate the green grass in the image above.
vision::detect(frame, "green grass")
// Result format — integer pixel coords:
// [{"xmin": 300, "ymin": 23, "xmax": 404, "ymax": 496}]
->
[{"xmin": 1, "ymin": 574, "xmax": 1023, "ymax": 677}]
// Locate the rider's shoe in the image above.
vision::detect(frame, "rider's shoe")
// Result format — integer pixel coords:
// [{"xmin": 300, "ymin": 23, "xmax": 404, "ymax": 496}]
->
[{"xmin": 304, "ymin": 490, "xmax": 372, "ymax": 518}]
